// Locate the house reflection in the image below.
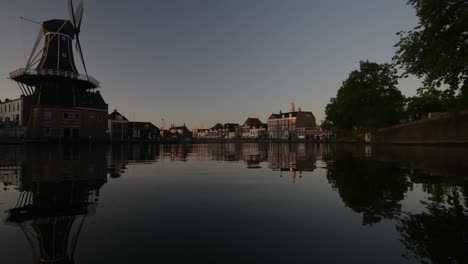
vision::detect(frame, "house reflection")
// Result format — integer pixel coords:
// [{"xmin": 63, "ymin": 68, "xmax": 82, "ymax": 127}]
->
[
  {"xmin": 268, "ymin": 143, "xmax": 317, "ymax": 183},
  {"xmin": 0, "ymin": 145, "xmax": 24, "ymax": 191},
  {"xmin": 3, "ymin": 145, "xmax": 107, "ymax": 264},
  {"xmin": 107, "ymin": 144, "xmax": 161, "ymax": 178}
]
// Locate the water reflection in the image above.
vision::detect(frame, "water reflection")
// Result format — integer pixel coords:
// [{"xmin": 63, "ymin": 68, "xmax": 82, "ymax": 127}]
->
[
  {"xmin": 324, "ymin": 145, "xmax": 468, "ymax": 263},
  {"xmin": 0, "ymin": 143, "xmax": 467, "ymax": 263},
  {"xmin": 4, "ymin": 146, "xmax": 107, "ymax": 264},
  {"xmin": 397, "ymin": 188, "xmax": 468, "ymax": 263}
]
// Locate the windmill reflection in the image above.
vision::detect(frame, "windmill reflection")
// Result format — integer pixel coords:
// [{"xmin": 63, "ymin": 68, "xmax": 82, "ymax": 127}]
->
[{"xmin": 5, "ymin": 145, "xmax": 107, "ymax": 264}]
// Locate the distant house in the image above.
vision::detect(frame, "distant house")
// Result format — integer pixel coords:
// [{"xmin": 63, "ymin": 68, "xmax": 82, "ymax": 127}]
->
[
  {"xmin": 108, "ymin": 109, "xmax": 129, "ymax": 140},
  {"xmin": 241, "ymin": 117, "xmax": 267, "ymax": 139},
  {"xmin": 192, "ymin": 128, "xmax": 210, "ymax": 138},
  {"xmin": 224, "ymin": 123, "xmax": 240, "ymax": 139},
  {"xmin": 0, "ymin": 95, "xmax": 33, "ymax": 127},
  {"xmin": 168, "ymin": 124, "xmax": 191, "ymax": 137},
  {"xmin": 209, "ymin": 123, "xmax": 224, "ymax": 138},
  {"xmin": 267, "ymin": 103, "xmax": 318, "ymax": 139},
  {"xmin": 210, "ymin": 123, "xmax": 239, "ymax": 139},
  {"xmin": 128, "ymin": 122, "xmax": 160, "ymax": 140}
]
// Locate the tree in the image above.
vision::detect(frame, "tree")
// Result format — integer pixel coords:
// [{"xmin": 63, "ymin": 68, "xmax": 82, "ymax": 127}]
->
[
  {"xmin": 405, "ymin": 88, "xmax": 456, "ymax": 120},
  {"xmin": 325, "ymin": 61, "xmax": 405, "ymax": 131},
  {"xmin": 394, "ymin": 0, "xmax": 468, "ymax": 107}
]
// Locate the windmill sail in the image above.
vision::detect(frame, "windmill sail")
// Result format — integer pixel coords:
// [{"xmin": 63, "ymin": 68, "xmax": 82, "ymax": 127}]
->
[{"xmin": 74, "ymin": 0, "xmax": 84, "ymax": 29}]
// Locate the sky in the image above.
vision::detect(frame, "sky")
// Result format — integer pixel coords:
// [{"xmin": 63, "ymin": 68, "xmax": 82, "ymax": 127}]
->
[{"xmin": 0, "ymin": 0, "xmax": 420, "ymax": 129}]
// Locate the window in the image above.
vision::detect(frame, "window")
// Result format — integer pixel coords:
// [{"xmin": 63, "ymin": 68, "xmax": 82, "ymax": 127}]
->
[
  {"xmin": 44, "ymin": 112, "xmax": 54, "ymax": 120},
  {"xmin": 62, "ymin": 52, "xmax": 67, "ymax": 58},
  {"xmin": 63, "ymin": 112, "xmax": 79, "ymax": 119},
  {"xmin": 63, "ymin": 128, "xmax": 71, "ymax": 138},
  {"xmin": 72, "ymin": 128, "xmax": 80, "ymax": 138}
]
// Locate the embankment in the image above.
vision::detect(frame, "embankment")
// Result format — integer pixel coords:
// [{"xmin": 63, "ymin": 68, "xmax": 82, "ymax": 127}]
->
[{"xmin": 373, "ymin": 111, "xmax": 468, "ymax": 144}]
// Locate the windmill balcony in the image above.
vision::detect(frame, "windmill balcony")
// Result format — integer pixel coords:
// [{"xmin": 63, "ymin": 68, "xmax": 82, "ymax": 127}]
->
[{"xmin": 9, "ymin": 68, "xmax": 100, "ymax": 89}]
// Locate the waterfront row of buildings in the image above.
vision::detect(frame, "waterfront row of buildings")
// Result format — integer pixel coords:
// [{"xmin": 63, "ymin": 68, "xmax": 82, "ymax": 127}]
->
[
  {"xmin": 1, "ymin": 98, "xmax": 319, "ymax": 140},
  {"xmin": 192, "ymin": 103, "xmax": 320, "ymax": 140}
]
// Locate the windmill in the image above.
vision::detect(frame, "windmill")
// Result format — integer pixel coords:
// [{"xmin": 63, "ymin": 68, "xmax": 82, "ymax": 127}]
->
[{"xmin": 9, "ymin": 0, "xmax": 108, "ymax": 141}]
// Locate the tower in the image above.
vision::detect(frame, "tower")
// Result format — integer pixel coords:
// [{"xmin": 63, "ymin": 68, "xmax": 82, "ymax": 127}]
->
[
  {"xmin": 290, "ymin": 102, "xmax": 295, "ymax": 112},
  {"xmin": 9, "ymin": 0, "xmax": 108, "ymax": 141}
]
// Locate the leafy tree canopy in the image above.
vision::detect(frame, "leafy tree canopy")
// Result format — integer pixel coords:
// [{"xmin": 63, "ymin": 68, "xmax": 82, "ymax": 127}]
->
[
  {"xmin": 405, "ymin": 88, "xmax": 457, "ymax": 120},
  {"xmin": 325, "ymin": 61, "xmax": 405, "ymax": 131},
  {"xmin": 394, "ymin": 0, "xmax": 468, "ymax": 105}
]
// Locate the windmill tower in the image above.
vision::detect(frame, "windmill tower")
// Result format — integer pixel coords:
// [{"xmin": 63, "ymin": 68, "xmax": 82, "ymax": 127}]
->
[{"xmin": 9, "ymin": 0, "xmax": 108, "ymax": 141}]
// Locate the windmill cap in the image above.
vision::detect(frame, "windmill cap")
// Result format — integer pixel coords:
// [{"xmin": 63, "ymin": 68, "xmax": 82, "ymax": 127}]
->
[{"xmin": 42, "ymin": 19, "xmax": 75, "ymax": 37}]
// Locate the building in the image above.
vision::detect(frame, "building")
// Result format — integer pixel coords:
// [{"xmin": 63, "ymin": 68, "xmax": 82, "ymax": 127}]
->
[
  {"xmin": 209, "ymin": 123, "xmax": 225, "ymax": 138},
  {"xmin": 128, "ymin": 122, "xmax": 160, "ymax": 140},
  {"xmin": 224, "ymin": 123, "xmax": 240, "ymax": 139},
  {"xmin": 267, "ymin": 103, "xmax": 318, "ymax": 139},
  {"xmin": 192, "ymin": 128, "xmax": 210, "ymax": 138},
  {"xmin": 168, "ymin": 124, "xmax": 191, "ymax": 137},
  {"xmin": 241, "ymin": 117, "xmax": 267, "ymax": 139},
  {"xmin": 108, "ymin": 110, "xmax": 129, "ymax": 140},
  {"xmin": 209, "ymin": 123, "xmax": 240, "ymax": 139},
  {"xmin": 9, "ymin": 12, "xmax": 108, "ymax": 141},
  {"xmin": 0, "ymin": 96, "xmax": 33, "ymax": 126}
]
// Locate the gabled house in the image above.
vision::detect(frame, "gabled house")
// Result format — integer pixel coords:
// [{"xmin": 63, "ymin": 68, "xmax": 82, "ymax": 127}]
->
[
  {"xmin": 241, "ymin": 117, "xmax": 267, "ymax": 139},
  {"xmin": 108, "ymin": 109, "xmax": 129, "ymax": 140},
  {"xmin": 210, "ymin": 123, "xmax": 239, "ymax": 139},
  {"xmin": 128, "ymin": 122, "xmax": 160, "ymax": 140},
  {"xmin": 168, "ymin": 124, "xmax": 191, "ymax": 138}
]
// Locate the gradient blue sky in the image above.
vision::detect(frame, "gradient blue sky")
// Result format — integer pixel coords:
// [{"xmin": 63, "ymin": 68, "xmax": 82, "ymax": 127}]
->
[{"xmin": 0, "ymin": 0, "xmax": 420, "ymax": 128}]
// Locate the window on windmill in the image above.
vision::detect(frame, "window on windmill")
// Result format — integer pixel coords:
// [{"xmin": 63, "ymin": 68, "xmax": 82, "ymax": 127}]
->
[
  {"xmin": 62, "ymin": 52, "xmax": 67, "ymax": 58},
  {"xmin": 44, "ymin": 112, "xmax": 53, "ymax": 120}
]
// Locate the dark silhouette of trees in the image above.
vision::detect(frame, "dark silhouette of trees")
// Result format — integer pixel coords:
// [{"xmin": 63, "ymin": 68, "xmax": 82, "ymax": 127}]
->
[
  {"xmin": 324, "ymin": 61, "xmax": 405, "ymax": 131},
  {"xmin": 394, "ymin": 0, "xmax": 468, "ymax": 108},
  {"xmin": 405, "ymin": 88, "xmax": 457, "ymax": 120}
]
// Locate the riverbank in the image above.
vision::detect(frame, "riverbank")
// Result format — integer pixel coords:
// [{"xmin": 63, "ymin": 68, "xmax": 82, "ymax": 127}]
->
[{"xmin": 338, "ymin": 110, "xmax": 468, "ymax": 145}]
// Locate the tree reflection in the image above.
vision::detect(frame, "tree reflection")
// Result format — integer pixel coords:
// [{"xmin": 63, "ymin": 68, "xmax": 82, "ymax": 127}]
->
[
  {"xmin": 326, "ymin": 146, "xmax": 468, "ymax": 262},
  {"xmin": 397, "ymin": 187, "xmax": 468, "ymax": 264},
  {"xmin": 325, "ymin": 150, "xmax": 411, "ymax": 225}
]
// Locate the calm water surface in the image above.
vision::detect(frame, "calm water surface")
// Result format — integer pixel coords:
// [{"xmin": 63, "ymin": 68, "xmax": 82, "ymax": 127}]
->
[{"xmin": 0, "ymin": 143, "xmax": 467, "ymax": 264}]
